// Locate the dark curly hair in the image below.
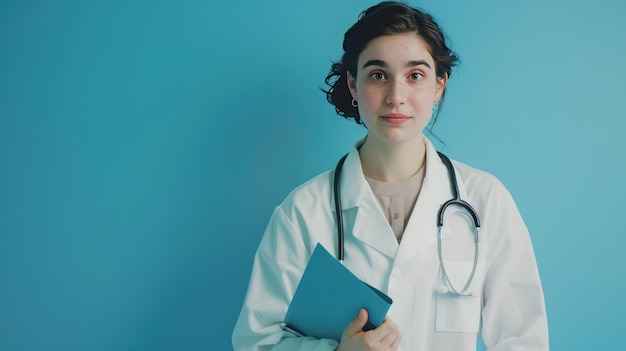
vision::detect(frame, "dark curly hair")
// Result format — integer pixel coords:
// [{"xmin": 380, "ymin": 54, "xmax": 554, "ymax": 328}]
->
[{"xmin": 322, "ymin": 1, "xmax": 459, "ymax": 126}]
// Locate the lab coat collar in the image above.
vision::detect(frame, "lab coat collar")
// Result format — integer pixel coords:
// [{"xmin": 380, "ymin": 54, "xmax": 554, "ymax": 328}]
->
[
  {"xmin": 332, "ymin": 138, "xmax": 398, "ymax": 258},
  {"xmin": 393, "ymin": 137, "xmax": 455, "ymax": 267},
  {"xmin": 334, "ymin": 138, "xmax": 366, "ymax": 211},
  {"xmin": 331, "ymin": 136, "xmax": 466, "ymax": 264}
]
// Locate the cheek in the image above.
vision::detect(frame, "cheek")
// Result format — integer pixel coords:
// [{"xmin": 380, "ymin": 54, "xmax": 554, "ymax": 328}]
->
[
  {"xmin": 408, "ymin": 93, "xmax": 435, "ymax": 113},
  {"xmin": 356, "ymin": 88, "xmax": 379, "ymax": 110}
]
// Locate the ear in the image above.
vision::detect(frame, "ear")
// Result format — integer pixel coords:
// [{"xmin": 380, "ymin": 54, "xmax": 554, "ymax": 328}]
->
[
  {"xmin": 347, "ymin": 71, "xmax": 358, "ymax": 100},
  {"xmin": 435, "ymin": 72, "xmax": 448, "ymax": 102}
]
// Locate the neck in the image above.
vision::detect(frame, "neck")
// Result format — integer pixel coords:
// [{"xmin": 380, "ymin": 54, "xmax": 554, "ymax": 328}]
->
[{"xmin": 359, "ymin": 135, "xmax": 426, "ymax": 182}]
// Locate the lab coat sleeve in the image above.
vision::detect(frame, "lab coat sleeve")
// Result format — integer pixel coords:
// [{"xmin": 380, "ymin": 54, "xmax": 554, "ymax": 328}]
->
[
  {"xmin": 480, "ymin": 190, "xmax": 549, "ymax": 350},
  {"xmin": 232, "ymin": 206, "xmax": 340, "ymax": 351}
]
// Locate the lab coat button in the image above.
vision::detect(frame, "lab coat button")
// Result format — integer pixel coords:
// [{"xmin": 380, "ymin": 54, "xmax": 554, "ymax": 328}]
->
[{"xmin": 392, "ymin": 268, "xmax": 400, "ymax": 277}]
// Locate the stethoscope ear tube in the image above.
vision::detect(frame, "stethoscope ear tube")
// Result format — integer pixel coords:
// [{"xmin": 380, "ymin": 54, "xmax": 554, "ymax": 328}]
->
[
  {"xmin": 438, "ymin": 199, "xmax": 481, "ymax": 228},
  {"xmin": 333, "ymin": 154, "xmax": 349, "ymax": 262},
  {"xmin": 436, "ymin": 151, "xmax": 480, "ymax": 228},
  {"xmin": 436, "ymin": 152, "xmax": 482, "ymax": 296},
  {"xmin": 437, "ymin": 224, "xmax": 480, "ymax": 296}
]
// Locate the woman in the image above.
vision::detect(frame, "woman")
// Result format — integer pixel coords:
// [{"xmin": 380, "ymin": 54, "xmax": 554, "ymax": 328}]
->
[{"xmin": 232, "ymin": 2, "xmax": 549, "ymax": 350}]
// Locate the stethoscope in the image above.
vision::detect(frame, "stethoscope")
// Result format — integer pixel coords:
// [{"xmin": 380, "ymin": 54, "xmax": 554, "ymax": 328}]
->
[{"xmin": 333, "ymin": 151, "xmax": 481, "ymax": 297}]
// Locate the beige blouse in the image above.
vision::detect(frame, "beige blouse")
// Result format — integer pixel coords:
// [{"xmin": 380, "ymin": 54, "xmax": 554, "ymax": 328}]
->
[{"xmin": 365, "ymin": 166, "xmax": 425, "ymax": 242}]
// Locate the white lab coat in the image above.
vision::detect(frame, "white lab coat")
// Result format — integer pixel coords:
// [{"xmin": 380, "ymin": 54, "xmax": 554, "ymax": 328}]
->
[{"xmin": 232, "ymin": 137, "xmax": 549, "ymax": 351}]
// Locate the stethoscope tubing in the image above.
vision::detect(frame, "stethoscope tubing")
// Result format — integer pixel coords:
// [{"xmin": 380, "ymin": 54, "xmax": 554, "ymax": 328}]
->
[
  {"xmin": 333, "ymin": 154, "xmax": 349, "ymax": 263},
  {"xmin": 333, "ymin": 150, "xmax": 481, "ymax": 296},
  {"xmin": 436, "ymin": 152, "xmax": 480, "ymax": 228}
]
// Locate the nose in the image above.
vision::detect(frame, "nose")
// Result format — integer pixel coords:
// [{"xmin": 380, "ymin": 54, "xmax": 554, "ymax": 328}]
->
[{"xmin": 385, "ymin": 79, "xmax": 406, "ymax": 106}]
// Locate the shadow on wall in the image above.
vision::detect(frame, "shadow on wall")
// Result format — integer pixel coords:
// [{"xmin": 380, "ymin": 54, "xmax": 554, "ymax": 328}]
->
[{"xmin": 206, "ymin": 81, "xmax": 313, "ymax": 347}]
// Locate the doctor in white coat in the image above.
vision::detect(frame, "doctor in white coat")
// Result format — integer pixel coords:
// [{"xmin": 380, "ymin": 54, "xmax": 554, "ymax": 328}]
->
[{"xmin": 232, "ymin": 2, "xmax": 549, "ymax": 351}]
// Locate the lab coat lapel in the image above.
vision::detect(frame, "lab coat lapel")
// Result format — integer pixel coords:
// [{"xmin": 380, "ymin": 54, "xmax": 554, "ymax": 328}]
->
[
  {"xmin": 393, "ymin": 139, "xmax": 453, "ymax": 267},
  {"xmin": 333, "ymin": 146, "xmax": 398, "ymax": 259}
]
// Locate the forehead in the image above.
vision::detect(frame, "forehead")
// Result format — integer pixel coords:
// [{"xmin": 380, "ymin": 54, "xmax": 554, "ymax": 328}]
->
[{"xmin": 357, "ymin": 33, "xmax": 435, "ymax": 69}]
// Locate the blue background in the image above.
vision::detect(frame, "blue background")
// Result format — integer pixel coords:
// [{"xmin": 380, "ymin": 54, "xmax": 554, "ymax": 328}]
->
[{"xmin": 1, "ymin": 0, "xmax": 625, "ymax": 350}]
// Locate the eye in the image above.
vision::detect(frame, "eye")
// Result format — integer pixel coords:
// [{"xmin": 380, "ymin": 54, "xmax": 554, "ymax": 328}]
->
[
  {"xmin": 409, "ymin": 72, "xmax": 423, "ymax": 80},
  {"xmin": 370, "ymin": 72, "xmax": 386, "ymax": 80}
]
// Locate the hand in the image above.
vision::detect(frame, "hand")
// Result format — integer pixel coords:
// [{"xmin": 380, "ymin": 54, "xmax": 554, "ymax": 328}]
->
[{"xmin": 336, "ymin": 308, "xmax": 402, "ymax": 351}]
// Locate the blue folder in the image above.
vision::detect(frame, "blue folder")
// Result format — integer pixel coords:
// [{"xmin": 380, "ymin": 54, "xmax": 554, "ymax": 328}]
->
[{"xmin": 284, "ymin": 243, "xmax": 393, "ymax": 342}]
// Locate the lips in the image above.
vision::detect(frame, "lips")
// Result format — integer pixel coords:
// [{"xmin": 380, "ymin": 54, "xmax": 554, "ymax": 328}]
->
[{"xmin": 381, "ymin": 113, "xmax": 411, "ymax": 124}]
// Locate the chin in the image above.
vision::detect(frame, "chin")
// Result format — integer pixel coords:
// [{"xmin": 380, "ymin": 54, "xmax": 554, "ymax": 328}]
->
[{"xmin": 383, "ymin": 132, "xmax": 422, "ymax": 144}]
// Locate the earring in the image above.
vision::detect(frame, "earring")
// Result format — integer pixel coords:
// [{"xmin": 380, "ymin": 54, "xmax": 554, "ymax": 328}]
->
[{"xmin": 351, "ymin": 99, "xmax": 358, "ymax": 107}]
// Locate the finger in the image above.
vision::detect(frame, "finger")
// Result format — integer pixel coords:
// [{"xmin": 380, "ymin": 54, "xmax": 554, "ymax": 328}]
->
[
  {"xmin": 366, "ymin": 316, "xmax": 393, "ymax": 340},
  {"xmin": 378, "ymin": 323, "xmax": 401, "ymax": 349},
  {"xmin": 388, "ymin": 332, "xmax": 402, "ymax": 351},
  {"xmin": 368, "ymin": 317, "xmax": 400, "ymax": 347},
  {"xmin": 342, "ymin": 308, "xmax": 368, "ymax": 337}
]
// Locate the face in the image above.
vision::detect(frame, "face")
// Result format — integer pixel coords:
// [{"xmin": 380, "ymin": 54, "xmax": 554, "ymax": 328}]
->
[{"xmin": 347, "ymin": 33, "xmax": 447, "ymax": 146}]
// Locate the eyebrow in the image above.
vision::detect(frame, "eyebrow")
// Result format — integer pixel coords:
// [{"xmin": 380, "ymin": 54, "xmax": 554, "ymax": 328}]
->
[{"xmin": 362, "ymin": 59, "xmax": 432, "ymax": 70}]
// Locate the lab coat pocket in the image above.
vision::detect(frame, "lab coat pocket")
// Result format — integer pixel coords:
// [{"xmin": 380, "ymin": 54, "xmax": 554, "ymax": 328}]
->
[{"xmin": 435, "ymin": 260, "xmax": 485, "ymax": 333}]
